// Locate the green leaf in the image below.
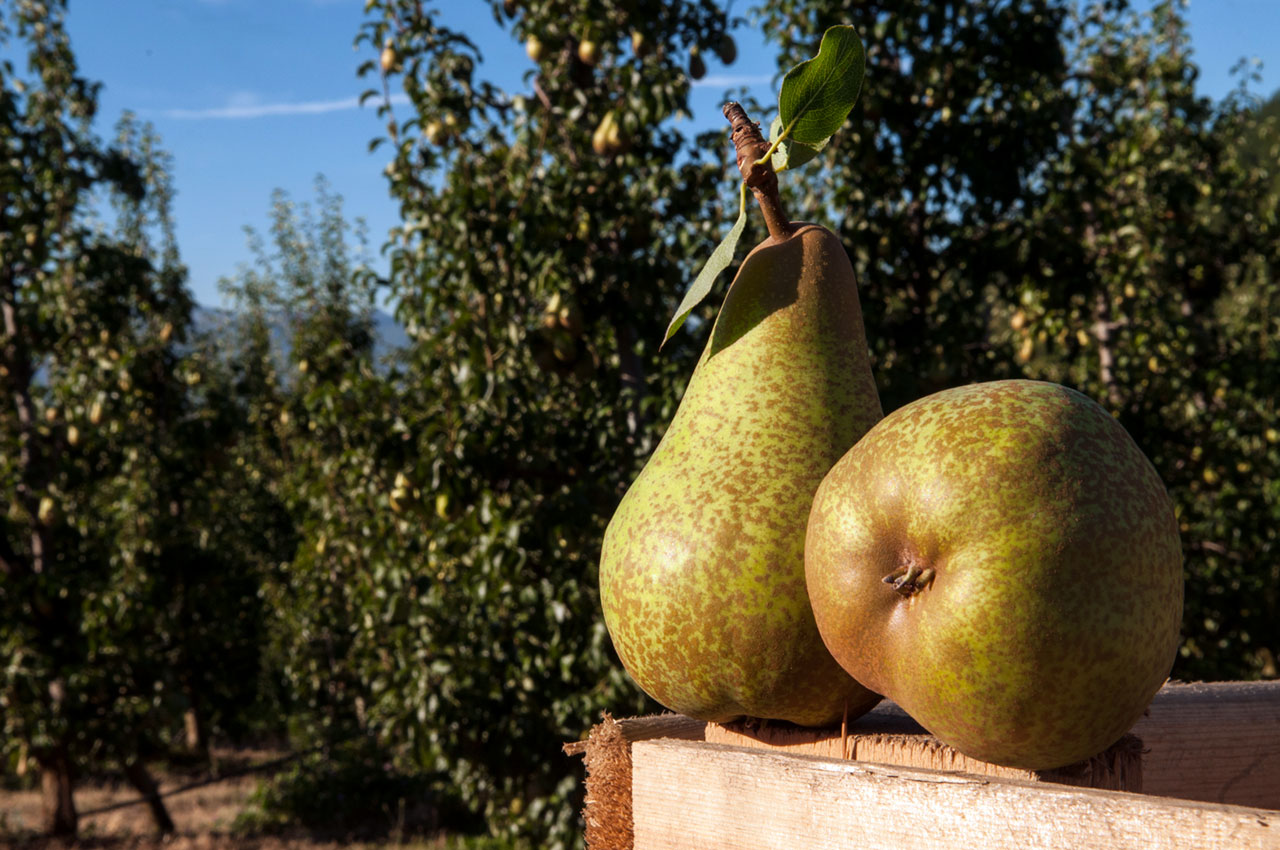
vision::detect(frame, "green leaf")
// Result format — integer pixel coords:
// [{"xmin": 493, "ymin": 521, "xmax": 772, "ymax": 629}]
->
[
  {"xmin": 663, "ymin": 182, "xmax": 749, "ymax": 347},
  {"xmin": 777, "ymin": 25, "xmax": 866, "ymax": 146},
  {"xmin": 769, "ymin": 116, "xmax": 827, "ymax": 171}
]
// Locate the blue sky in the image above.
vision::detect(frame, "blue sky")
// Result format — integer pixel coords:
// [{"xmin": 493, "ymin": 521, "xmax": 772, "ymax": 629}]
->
[{"xmin": 51, "ymin": 0, "xmax": 1280, "ymax": 309}]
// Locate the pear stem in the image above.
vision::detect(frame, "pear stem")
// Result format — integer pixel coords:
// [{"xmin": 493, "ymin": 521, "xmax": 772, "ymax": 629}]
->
[{"xmin": 723, "ymin": 102, "xmax": 792, "ymax": 243}]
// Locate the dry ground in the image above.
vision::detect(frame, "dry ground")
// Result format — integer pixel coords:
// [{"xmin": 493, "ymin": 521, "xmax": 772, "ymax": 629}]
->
[{"xmin": 0, "ymin": 749, "xmax": 480, "ymax": 850}]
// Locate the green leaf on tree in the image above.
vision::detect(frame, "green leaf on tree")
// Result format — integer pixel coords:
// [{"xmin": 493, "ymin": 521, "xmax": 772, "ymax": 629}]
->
[
  {"xmin": 769, "ymin": 116, "xmax": 827, "ymax": 171},
  {"xmin": 663, "ymin": 182, "xmax": 748, "ymax": 347},
  {"xmin": 777, "ymin": 25, "xmax": 866, "ymax": 146}
]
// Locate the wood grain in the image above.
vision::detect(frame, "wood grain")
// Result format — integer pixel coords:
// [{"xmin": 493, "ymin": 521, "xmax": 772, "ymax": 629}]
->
[
  {"xmin": 630, "ymin": 739, "xmax": 1280, "ymax": 850},
  {"xmin": 1133, "ymin": 680, "xmax": 1280, "ymax": 808}
]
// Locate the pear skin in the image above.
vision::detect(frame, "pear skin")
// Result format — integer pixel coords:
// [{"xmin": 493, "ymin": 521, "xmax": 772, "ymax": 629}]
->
[
  {"xmin": 806, "ymin": 380, "xmax": 1184, "ymax": 767},
  {"xmin": 600, "ymin": 223, "xmax": 883, "ymax": 725}
]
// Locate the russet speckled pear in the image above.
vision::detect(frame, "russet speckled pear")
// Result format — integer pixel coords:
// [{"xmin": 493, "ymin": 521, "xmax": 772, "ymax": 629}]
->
[
  {"xmin": 806, "ymin": 380, "xmax": 1183, "ymax": 768},
  {"xmin": 600, "ymin": 222, "xmax": 883, "ymax": 726}
]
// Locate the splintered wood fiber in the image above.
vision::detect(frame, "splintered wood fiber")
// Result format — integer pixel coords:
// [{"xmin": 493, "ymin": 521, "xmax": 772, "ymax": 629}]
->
[
  {"xmin": 581, "ymin": 714, "xmax": 634, "ymax": 850},
  {"xmin": 565, "ymin": 713, "xmax": 708, "ymax": 850}
]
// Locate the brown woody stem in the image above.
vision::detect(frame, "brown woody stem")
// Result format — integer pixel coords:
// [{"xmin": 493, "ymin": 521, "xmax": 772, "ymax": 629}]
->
[{"xmin": 723, "ymin": 102, "xmax": 792, "ymax": 242}]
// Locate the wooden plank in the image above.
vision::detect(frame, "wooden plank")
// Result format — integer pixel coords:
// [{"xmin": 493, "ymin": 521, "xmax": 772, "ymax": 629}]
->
[
  {"xmin": 630, "ymin": 739, "xmax": 1280, "ymax": 850},
  {"xmin": 1133, "ymin": 680, "xmax": 1280, "ymax": 809},
  {"xmin": 706, "ymin": 701, "xmax": 1142, "ymax": 790},
  {"xmin": 568, "ymin": 681, "xmax": 1280, "ymax": 847}
]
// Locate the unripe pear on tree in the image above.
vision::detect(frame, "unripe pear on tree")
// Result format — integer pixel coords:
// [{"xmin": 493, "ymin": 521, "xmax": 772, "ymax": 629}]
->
[
  {"xmin": 715, "ymin": 33, "xmax": 737, "ymax": 65},
  {"xmin": 380, "ymin": 39, "xmax": 398, "ymax": 74},
  {"xmin": 577, "ymin": 38, "xmax": 600, "ymax": 66},
  {"xmin": 525, "ymin": 34, "xmax": 544, "ymax": 63},
  {"xmin": 687, "ymin": 46, "xmax": 706, "ymax": 81},
  {"xmin": 37, "ymin": 496, "xmax": 56, "ymax": 525}
]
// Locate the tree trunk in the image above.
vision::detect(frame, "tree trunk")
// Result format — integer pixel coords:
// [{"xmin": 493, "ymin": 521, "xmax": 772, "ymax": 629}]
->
[
  {"xmin": 123, "ymin": 759, "xmax": 176, "ymax": 835},
  {"xmin": 611, "ymin": 319, "xmax": 647, "ymax": 442},
  {"xmin": 183, "ymin": 705, "xmax": 210, "ymax": 756},
  {"xmin": 38, "ymin": 746, "xmax": 77, "ymax": 837},
  {"xmin": 1092, "ymin": 289, "xmax": 1124, "ymax": 408}
]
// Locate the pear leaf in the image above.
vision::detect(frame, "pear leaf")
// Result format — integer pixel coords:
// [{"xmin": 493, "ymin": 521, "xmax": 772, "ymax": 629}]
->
[
  {"xmin": 777, "ymin": 25, "xmax": 865, "ymax": 146},
  {"xmin": 663, "ymin": 183, "xmax": 748, "ymax": 347},
  {"xmin": 769, "ymin": 116, "xmax": 828, "ymax": 171}
]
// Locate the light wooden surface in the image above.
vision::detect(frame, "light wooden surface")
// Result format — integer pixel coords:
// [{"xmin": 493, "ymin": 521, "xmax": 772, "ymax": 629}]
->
[
  {"xmin": 630, "ymin": 739, "xmax": 1280, "ymax": 850},
  {"xmin": 1133, "ymin": 680, "xmax": 1280, "ymax": 808}
]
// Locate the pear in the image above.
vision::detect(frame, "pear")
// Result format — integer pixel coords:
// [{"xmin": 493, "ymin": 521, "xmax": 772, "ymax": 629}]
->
[
  {"xmin": 715, "ymin": 34, "xmax": 737, "ymax": 65},
  {"xmin": 425, "ymin": 120, "xmax": 447, "ymax": 146},
  {"xmin": 688, "ymin": 47, "xmax": 707, "ymax": 81},
  {"xmin": 525, "ymin": 35, "xmax": 544, "ymax": 63},
  {"xmin": 591, "ymin": 112, "xmax": 617, "ymax": 157},
  {"xmin": 577, "ymin": 38, "xmax": 601, "ymax": 67},
  {"xmin": 600, "ymin": 223, "xmax": 883, "ymax": 725},
  {"xmin": 806, "ymin": 380, "xmax": 1184, "ymax": 768},
  {"xmin": 380, "ymin": 40, "xmax": 398, "ymax": 75}
]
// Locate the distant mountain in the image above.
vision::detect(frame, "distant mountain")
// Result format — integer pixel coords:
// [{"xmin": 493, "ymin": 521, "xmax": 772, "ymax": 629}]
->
[
  {"xmin": 372, "ymin": 309, "xmax": 411, "ymax": 356},
  {"xmin": 191, "ymin": 304, "xmax": 409, "ymax": 363}
]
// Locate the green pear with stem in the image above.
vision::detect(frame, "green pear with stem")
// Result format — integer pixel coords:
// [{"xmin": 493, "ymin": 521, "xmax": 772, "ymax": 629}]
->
[
  {"xmin": 599, "ymin": 103, "xmax": 882, "ymax": 725},
  {"xmin": 806, "ymin": 380, "xmax": 1183, "ymax": 767}
]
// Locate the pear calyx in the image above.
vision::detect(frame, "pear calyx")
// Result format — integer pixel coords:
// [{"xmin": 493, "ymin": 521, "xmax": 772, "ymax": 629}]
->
[{"xmin": 883, "ymin": 563, "xmax": 936, "ymax": 597}]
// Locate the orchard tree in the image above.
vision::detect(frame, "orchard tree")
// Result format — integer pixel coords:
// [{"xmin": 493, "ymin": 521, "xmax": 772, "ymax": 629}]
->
[
  {"xmin": 251, "ymin": 0, "xmax": 745, "ymax": 844},
  {"xmin": 219, "ymin": 180, "xmax": 456, "ymax": 839},
  {"xmin": 1009, "ymin": 1, "xmax": 1280, "ymax": 679},
  {"xmin": 0, "ymin": 1, "xmax": 261, "ymax": 835},
  {"xmin": 761, "ymin": 0, "xmax": 1280, "ymax": 678},
  {"xmin": 217, "ymin": 178, "xmax": 382, "ymax": 751},
  {"xmin": 759, "ymin": 0, "xmax": 1074, "ymax": 405}
]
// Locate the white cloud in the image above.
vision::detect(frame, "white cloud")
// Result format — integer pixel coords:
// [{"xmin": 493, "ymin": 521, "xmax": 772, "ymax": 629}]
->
[
  {"xmin": 162, "ymin": 93, "xmax": 409, "ymax": 120},
  {"xmin": 159, "ymin": 75, "xmax": 769, "ymax": 121},
  {"xmin": 691, "ymin": 74, "xmax": 775, "ymax": 89}
]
